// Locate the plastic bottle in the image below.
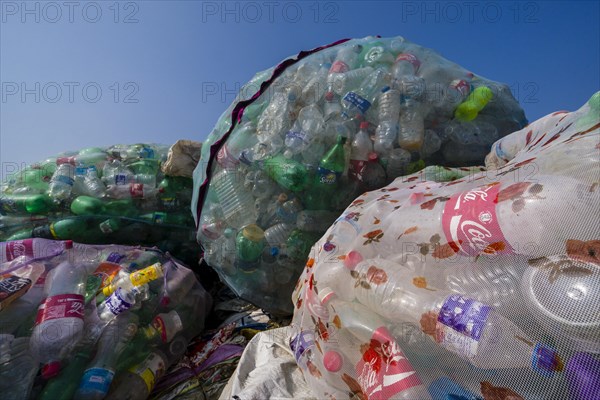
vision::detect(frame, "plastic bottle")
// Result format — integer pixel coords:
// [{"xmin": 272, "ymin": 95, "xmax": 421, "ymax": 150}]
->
[
  {"xmin": 48, "ymin": 162, "xmax": 75, "ymax": 201},
  {"xmin": 316, "ymin": 135, "xmax": 347, "ymax": 188},
  {"xmin": 318, "ymin": 287, "xmax": 432, "ymax": 399},
  {"xmin": 102, "ymin": 160, "xmax": 134, "ymax": 186},
  {"xmin": 57, "ymin": 147, "xmax": 108, "ymax": 170},
  {"xmin": 105, "ymin": 183, "xmax": 160, "ymax": 200},
  {"xmin": 341, "ymin": 67, "xmax": 389, "ymax": 118},
  {"xmin": 262, "ymin": 155, "xmax": 309, "ymax": 193},
  {"xmin": 454, "ymin": 86, "xmax": 493, "ymax": 121},
  {"xmin": 386, "ymin": 147, "xmax": 412, "ymax": 179},
  {"xmin": 30, "ymin": 259, "xmax": 87, "ymax": 379},
  {"xmin": 236, "ymin": 224, "xmax": 266, "ymax": 271},
  {"xmin": 565, "ymin": 353, "xmax": 600, "ymax": 400},
  {"xmin": 75, "ymin": 313, "xmax": 139, "ymax": 400},
  {"xmin": 390, "ymin": 53, "xmax": 424, "ymax": 99},
  {"xmin": 349, "ymin": 121, "xmax": 373, "ymax": 182},
  {"xmin": 0, "ymin": 334, "xmax": 38, "ymax": 399},
  {"xmin": 264, "ymin": 223, "xmax": 294, "ymax": 248},
  {"xmin": 283, "ymin": 105, "xmax": 325, "ymax": 159},
  {"xmin": 444, "ymin": 79, "xmax": 471, "ymax": 114},
  {"xmin": 32, "ymin": 218, "xmax": 97, "ymax": 241},
  {"xmin": 102, "ymin": 262, "xmax": 163, "ymax": 297},
  {"xmin": 106, "ymin": 349, "xmax": 169, "ymax": 400},
  {"xmin": 325, "ymin": 44, "xmax": 363, "ymax": 97},
  {"xmin": 0, "ymin": 272, "xmax": 46, "ymax": 334},
  {"xmin": 420, "ymin": 129, "xmax": 442, "ymax": 157},
  {"xmin": 216, "ymin": 122, "xmax": 258, "ymax": 169},
  {"xmin": 398, "ymin": 97, "xmax": 425, "ymax": 151},
  {"xmin": 211, "ymin": 168, "xmax": 258, "ymax": 229},
  {"xmin": 0, "ymin": 260, "xmax": 45, "ymax": 311},
  {"xmin": 70, "ymin": 195, "xmax": 106, "ymax": 215},
  {"xmin": 256, "ymin": 88, "xmax": 298, "ymax": 143},
  {"xmin": 374, "ymin": 88, "xmax": 401, "ymax": 159},
  {"xmin": 301, "ymin": 62, "xmax": 329, "ymax": 104},
  {"xmin": 361, "ymin": 152, "xmax": 387, "ymax": 191},
  {"xmin": 350, "ymin": 259, "xmax": 563, "ymax": 373},
  {"xmin": 82, "ymin": 167, "xmax": 107, "ymax": 197},
  {"xmin": 0, "ymin": 193, "xmax": 53, "ymax": 214}
]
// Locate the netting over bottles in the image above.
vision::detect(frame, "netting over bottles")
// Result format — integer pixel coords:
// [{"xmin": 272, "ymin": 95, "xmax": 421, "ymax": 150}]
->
[
  {"xmin": 192, "ymin": 36, "xmax": 527, "ymax": 315},
  {"xmin": 290, "ymin": 93, "xmax": 600, "ymax": 399},
  {"xmin": 0, "ymin": 143, "xmax": 198, "ymax": 264}
]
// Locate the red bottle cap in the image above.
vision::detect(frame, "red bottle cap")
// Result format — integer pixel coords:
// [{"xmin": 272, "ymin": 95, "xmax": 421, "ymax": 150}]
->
[
  {"xmin": 325, "ymin": 91, "xmax": 335, "ymax": 102},
  {"xmin": 368, "ymin": 152, "xmax": 379, "ymax": 162},
  {"xmin": 359, "ymin": 122, "xmax": 370, "ymax": 130},
  {"xmin": 42, "ymin": 361, "xmax": 61, "ymax": 380},
  {"xmin": 64, "ymin": 240, "xmax": 74, "ymax": 249}
]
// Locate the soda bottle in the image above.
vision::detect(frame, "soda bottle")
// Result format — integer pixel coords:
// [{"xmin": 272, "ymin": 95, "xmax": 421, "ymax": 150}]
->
[
  {"xmin": 350, "ymin": 258, "xmax": 563, "ymax": 373},
  {"xmin": 57, "ymin": 147, "xmax": 108, "ymax": 170},
  {"xmin": 316, "ymin": 135, "xmax": 347, "ymax": 188},
  {"xmin": 102, "ymin": 160, "xmax": 134, "ymax": 186},
  {"xmin": 30, "ymin": 259, "xmax": 87, "ymax": 379},
  {"xmin": 70, "ymin": 196, "xmax": 106, "ymax": 216},
  {"xmin": 32, "ymin": 217, "xmax": 99, "ymax": 242},
  {"xmin": 40, "ymin": 347, "xmax": 94, "ymax": 400},
  {"xmin": 349, "ymin": 121, "xmax": 373, "ymax": 182},
  {"xmin": 106, "ymin": 348, "xmax": 169, "ymax": 400},
  {"xmin": 0, "ymin": 259, "xmax": 45, "ymax": 311},
  {"xmin": 0, "ymin": 193, "xmax": 53, "ymax": 214},
  {"xmin": 105, "ymin": 183, "xmax": 160, "ymax": 200},
  {"xmin": 454, "ymin": 85, "xmax": 493, "ymax": 122},
  {"xmin": 262, "ymin": 155, "xmax": 310, "ymax": 193},
  {"xmin": 102, "ymin": 262, "xmax": 164, "ymax": 297},
  {"xmin": 256, "ymin": 88, "xmax": 298, "ymax": 143},
  {"xmin": 75, "ymin": 313, "xmax": 139, "ymax": 400},
  {"xmin": 236, "ymin": 224, "xmax": 266, "ymax": 271},
  {"xmin": 48, "ymin": 162, "xmax": 75, "ymax": 202},
  {"xmin": 0, "ymin": 334, "xmax": 38, "ymax": 399},
  {"xmin": 341, "ymin": 67, "xmax": 389, "ymax": 118},
  {"xmin": 326, "ymin": 44, "xmax": 362, "ymax": 95},
  {"xmin": 318, "ymin": 287, "xmax": 432, "ymax": 399}
]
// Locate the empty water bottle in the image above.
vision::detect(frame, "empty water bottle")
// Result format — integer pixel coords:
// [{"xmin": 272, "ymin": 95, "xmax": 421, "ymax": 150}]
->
[
  {"xmin": 284, "ymin": 105, "xmax": 325, "ymax": 159},
  {"xmin": 48, "ymin": 163, "xmax": 75, "ymax": 202},
  {"xmin": 398, "ymin": 97, "xmax": 425, "ymax": 151},
  {"xmin": 211, "ymin": 168, "xmax": 258, "ymax": 229}
]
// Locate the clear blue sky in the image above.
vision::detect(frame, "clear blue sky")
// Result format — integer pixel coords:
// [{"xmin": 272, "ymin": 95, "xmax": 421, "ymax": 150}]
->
[{"xmin": 1, "ymin": 1, "xmax": 598, "ymax": 169}]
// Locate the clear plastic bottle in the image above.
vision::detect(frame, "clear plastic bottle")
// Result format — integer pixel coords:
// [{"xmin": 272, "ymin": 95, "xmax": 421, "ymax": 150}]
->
[
  {"xmin": 390, "ymin": 53, "xmax": 424, "ymax": 99},
  {"xmin": 256, "ymin": 88, "xmax": 298, "ymax": 143},
  {"xmin": 302, "ymin": 63, "xmax": 329, "ymax": 104},
  {"xmin": 349, "ymin": 121, "xmax": 373, "ymax": 182},
  {"xmin": 420, "ymin": 129, "xmax": 442, "ymax": 157},
  {"xmin": 82, "ymin": 167, "xmax": 107, "ymax": 197},
  {"xmin": 106, "ymin": 349, "xmax": 169, "ymax": 400},
  {"xmin": 283, "ymin": 105, "xmax": 325, "ymax": 159},
  {"xmin": 350, "ymin": 259, "xmax": 563, "ymax": 373},
  {"xmin": 361, "ymin": 152, "xmax": 387, "ymax": 191},
  {"xmin": 326, "ymin": 44, "xmax": 363, "ymax": 96},
  {"xmin": 264, "ymin": 223, "xmax": 294, "ymax": 248},
  {"xmin": 0, "ymin": 334, "xmax": 38, "ymax": 399},
  {"xmin": 102, "ymin": 160, "xmax": 134, "ymax": 186},
  {"xmin": 375, "ymin": 88, "xmax": 401, "ymax": 159},
  {"xmin": 48, "ymin": 163, "xmax": 75, "ymax": 202},
  {"xmin": 74, "ymin": 313, "xmax": 139, "ymax": 400},
  {"xmin": 105, "ymin": 183, "xmax": 160, "ymax": 200},
  {"xmin": 318, "ymin": 287, "xmax": 432, "ymax": 399},
  {"xmin": 386, "ymin": 147, "xmax": 412, "ymax": 179},
  {"xmin": 341, "ymin": 67, "xmax": 390, "ymax": 118},
  {"xmin": 332, "ymin": 66, "xmax": 374, "ymax": 96},
  {"xmin": 398, "ymin": 98, "xmax": 425, "ymax": 151},
  {"xmin": 30, "ymin": 260, "xmax": 87, "ymax": 379},
  {"xmin": 216, "ymin": 122, "xmax": 258, "ymax": 169},
  {"xmin": 211, "ymin": 168, "xmax": 258, "ymax": 229}
]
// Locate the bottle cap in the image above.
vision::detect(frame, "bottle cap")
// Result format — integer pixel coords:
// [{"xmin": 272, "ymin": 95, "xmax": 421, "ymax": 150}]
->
[
  {"xmin": 42, "ymin": 361, "xmax": 61, "ymax": 380},
  {"xmin": 64, "ymin": 240, "xmax": 73, "ymax": 249},
  {"xmin": 242, "ymin": 224, "xmax": 265, "ymax": 242},
  {"xmin": 566, "ymin": 353, "xmax": 600, "ymax": 400},
  {"xmin": 368, "ymin": 152, "xmax": 379, "ymax": 162},
  {"xmin": 344, "ymin": 250, "xmax": 363, "ymax": 270},
  {"xmin": 318, "ymin": 287, "xmax": 336, "ymax": 305},
  {"xmin": 359, "ymin": 122, "xmax": 370, "ymax": 130},
  {"xmin": 325, "ymin": 91, "xmax": 335, "ymax": 102},
  {"xmin": 323, "ymin": 350, "xmax": 343, "ymax": 372}
]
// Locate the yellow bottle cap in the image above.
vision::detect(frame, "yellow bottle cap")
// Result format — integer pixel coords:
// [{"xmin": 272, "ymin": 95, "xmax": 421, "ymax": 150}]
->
[{"xmin": 242, "ymin": 224, "xmax": 265, "ymax": 242}]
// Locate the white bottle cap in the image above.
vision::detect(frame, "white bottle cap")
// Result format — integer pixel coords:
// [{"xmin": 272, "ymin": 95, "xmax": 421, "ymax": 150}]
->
[{"xmin": 318, "ymin": 287, "xmax": 336, "ymax": 305}]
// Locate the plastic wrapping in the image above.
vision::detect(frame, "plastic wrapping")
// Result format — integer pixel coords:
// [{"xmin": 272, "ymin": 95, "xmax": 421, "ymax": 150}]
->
[
  {"xmin": 290, "ymin": 93, "xmax": 600, "ymax": 399},
  {"xmin": 0, "ymin": 143, "xmax": 198, "ymax": 264},
  {"xmin": 192, "ymin": 36, "xmax": 527, "ymax": 315},
  {"xmin": 0, "ymin": 238, "xmax": 212, "ymax": 400}
]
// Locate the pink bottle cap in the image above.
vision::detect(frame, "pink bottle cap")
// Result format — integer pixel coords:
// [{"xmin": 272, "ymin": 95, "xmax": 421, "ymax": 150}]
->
[
  {"xmin": 344, "ymin": 250, "xmax": 363, "ymax": 270},
  {"xmin": 323, "ymin": 350, "xmax": 343, "ymax": 372}
]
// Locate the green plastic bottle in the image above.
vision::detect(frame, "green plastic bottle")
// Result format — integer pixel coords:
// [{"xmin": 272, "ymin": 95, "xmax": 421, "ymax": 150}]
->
[
  {"xmin": 22, "ymin": 168, "xmax": 52, "ymax": 191},
  {"xmin": 39, "ymin": 349, "xmax": 94, "ymax": 400},
  {"xmin": 0, "ymin": 193, "xmax": 53, "ymax": 214},
  {"xmin": 32, "ymin": 218, "xmax": 99, "ymax": 241},
  {"xmin": 71, "ymin": 196, "xmax": 106, "ymax": 216},
  {"xmin": 140, "ymin": 212, "xmax": 192, "ymax": 226},
  {"xmin": 304, "ymin": 135, "xmax": 347, "ymax": 210},
  {"xmin": 263, "ymin": 155, "xmax": 309, "ymax": 193},
  {"xmin": 104, "ymin": 199, "xmax": 138, "ymax": 217},
  {"xmin": 454, "ymin": 86, "xmax": 493, "ymax": 121},
  {"xmin": 286, "ymin": 230, "xmax": 320, "ymax": 261},
  {"xmin": 236, "ymin": 224, "xmax": 266, "ymax": 272}
]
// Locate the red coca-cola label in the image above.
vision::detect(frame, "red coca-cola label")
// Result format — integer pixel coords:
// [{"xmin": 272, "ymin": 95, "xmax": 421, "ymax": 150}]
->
[
  {"xmin": 5, "ymin": 239, "xmax": 34, "ymax": 261},
  {"xmin": 330, "ymin": 60, "xmax": 350, "ymax": 74},
  {"xmin": 450, "ymin": 79, "xmax": 471, "ymax": 97},
  {"xmin": 129, "ymin": 183, "xmax": 145, "ymax": 198},
  {"xmin": 216, "ymin": 145, "xmax": 239, "ymax": 169},
  {"xmin": 35, "ymin": 294, "xmax": 85, "ymax": 325},
  {"xmin": 152, "ymin": 315, "xmax": 169, "ymax": 343},
  {"xmin": 442, "ymin": 184, "xmax": 512, "ymax": 256},
  {"xmin": 355, "ymin": 327, "xmax": 422, "ymax": 398},
  {"xmin": 349, "ymin": 159, "xmax": 367, "ymax": 182},
  {"xmin": 395, "ymin": 53, "xmax": 421, "ymax": 73}
]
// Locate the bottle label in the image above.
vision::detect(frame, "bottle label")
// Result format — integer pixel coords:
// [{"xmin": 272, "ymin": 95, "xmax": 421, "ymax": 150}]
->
[
  {"xmin": 114, "ymin": 174, "xmax": 128, "ymax": 185},
  {"xmin": 129, "ymin": 183, "xmax": 145, "ymax": 198},
  {"xmin": 151, "ymin": 212, "xmax": 166, "ymax": 224},
  {"xmin": 442, "ymin": 183, "xmax": 512, "ymax": 256},
  {"xmin": 343, "ymin": 91, "xmax": 371, "ymax": 114},
  {"xmin": 290, "ymin": 330, "xmax": 315, "ymax": 365},
  {"xmin": 75, "ymin": 167, "xmax": 88, "ymax": 176},
  {"xmin": 130, "ymin": 264, "xmax": 161, "ymax": 286},
  {"xmin": 55, "ymin": 175, "xmax": 74, "ymax": 186},
  {"xmin": 106, "ymin": 252, "xmax": 125, "ymax": 263},
  {"xmin": 152, "ymin": 312, "xmax": 182, "ymax": 343},
  {"xmin": 216, "ymin": 145, "xmax": 239, "ymax": 169},
  {"xmin": 317, "ymin": 167, "xmax": 341, "ymax": 186},
  {"xmin": 132, "ymin": 352, "xmax": 166, "ymax": 393},
  {"xmin": 105, "ymin": 288, "xmax": 132, "ymax": 316},
  {"xmin": 0, "ymin": 275, "xmax": 32, "ymax": 311},
  {"xmin": 436, "ymin": 295, "xmax": 490, "ymax": 359},
  {"xmin": 140, "ymin": 147, "xmax": 155, "ymax": 159},
  {"xmin": 286, "ymin": 130, "xmax": 309, "ymax": 144},
  {"xmin": 396, "ymin": 53, "xmax": 421, "ymax": 73},
  {"xmin": 450, "ymin": 79, "xmax": 470, "ymax": 97},
  {"xmin": 349, "ymin": 159, "xmax": 367, "ymax": 181},
  {"xmin": 5, "ymin": 239, "xmax": 34, "ymax": 260},
  {"xmin": 79, "ymin": 368, "xmax": 115, "ymax": 395},
  {"xmin": 356, "ymin": 326, "xmax": 422, "ymax": 398},
  {"xmin": 99, "ymin": 220, "xmax": 116, "ymax": 234},
  {"xmin": 35, "ymin": 294, "xmax": 85, "ymax": 324},
  {"xmin": 93, "ymin": 262, "xmax": 122, "ymax": 287},
  {"xmin": 531, "ymin": 343, "xmax": 560, "ymax": 376},
  {"xmin": 330, "ymin": 60, "xmax": 349, "ymax": 74},
  {"xmin": 161, "ymin": 197, "xmax": 179, "ymax": 210}
]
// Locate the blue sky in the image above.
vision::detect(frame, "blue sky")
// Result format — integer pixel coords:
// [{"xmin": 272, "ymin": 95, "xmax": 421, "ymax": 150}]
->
[{"xmin": 1, "ymin": 1, "xmax": 599, "ymax": 169}]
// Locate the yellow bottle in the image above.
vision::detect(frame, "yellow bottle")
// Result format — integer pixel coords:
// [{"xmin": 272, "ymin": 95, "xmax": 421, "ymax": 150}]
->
[
  {"xmin": 454, "ymin": 86, "xmax": 493, "ymax": 121},
  {"xmin": 102, "ymin": 262, "xmax": 163, "ymax": 297}
]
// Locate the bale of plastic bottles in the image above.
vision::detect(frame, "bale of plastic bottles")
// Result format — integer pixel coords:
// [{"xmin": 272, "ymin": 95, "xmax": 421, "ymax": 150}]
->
[
  {"xmin": 0, "ymin": 238, "xmax": 212, "ymax": 400},
  {"xmin": 289, "ymin": 93, "xmax": 600, "ymax": 399},
  {"xmin": 192, "ymin": 35, "xmax": 527, "ymax": 315},
  {"xmin": 0, "ymin": 143, "xmax": 198, "ymax": 264}
]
